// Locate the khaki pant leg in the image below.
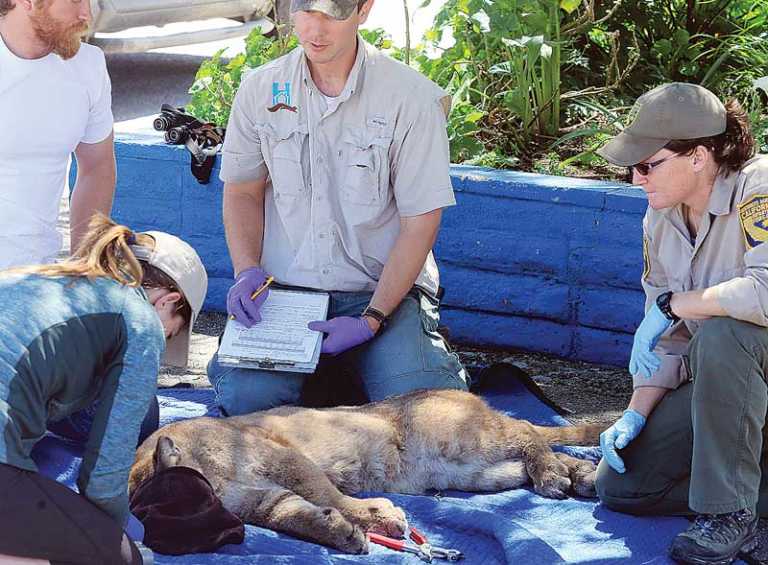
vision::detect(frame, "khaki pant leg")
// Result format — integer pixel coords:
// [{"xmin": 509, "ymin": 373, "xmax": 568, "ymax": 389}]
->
[
  {"xmin": 688, "ymin": 317, "xmax": 768, "ymax": 514},
  {"xmin": 597, "ymin": 317, "xmax": 768, "ymax": 517},
  {"xmin": 596, "ymin": 383, "xmax": 694, "ymax": 516}
]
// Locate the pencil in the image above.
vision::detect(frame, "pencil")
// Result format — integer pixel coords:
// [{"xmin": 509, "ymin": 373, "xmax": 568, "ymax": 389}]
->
[
  {"xmin": 229, "ymin": 276, "xmax": 274, "ymax": 321},
  {"xmin": 250, "ymin": 276, "xmax": 274, "ymax": 300}
]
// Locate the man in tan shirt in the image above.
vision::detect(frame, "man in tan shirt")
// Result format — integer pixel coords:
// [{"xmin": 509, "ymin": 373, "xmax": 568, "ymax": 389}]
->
[
  {"xmin": 594, "ymin": 83, "xmax": 768, "ymax": 565},
  {"xmin": 207, "ymin": 0, "xmax": 468, "ymax": 415}
]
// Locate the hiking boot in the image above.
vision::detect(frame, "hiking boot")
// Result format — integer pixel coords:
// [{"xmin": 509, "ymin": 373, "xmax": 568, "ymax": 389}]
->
[{"xmin": 669, "ymin": 508, "xmax": 759, "ymax": 564}]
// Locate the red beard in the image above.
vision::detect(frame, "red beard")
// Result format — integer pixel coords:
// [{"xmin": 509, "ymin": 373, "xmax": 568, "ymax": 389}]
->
[{"xmin": 29, "ymin": 7, "xmax": 88, "ymax": 60}]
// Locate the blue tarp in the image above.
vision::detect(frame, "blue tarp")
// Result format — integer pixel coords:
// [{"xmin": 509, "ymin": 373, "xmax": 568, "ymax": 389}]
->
[{"xmin": 32, "ymin": 379, "xmax": 700, "ymax": 564}]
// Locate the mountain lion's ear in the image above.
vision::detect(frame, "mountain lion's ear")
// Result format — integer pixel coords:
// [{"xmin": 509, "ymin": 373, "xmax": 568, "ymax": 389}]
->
[{"xmin": 154, "ymin": 435, "xmax": 182, "ymax": 471}]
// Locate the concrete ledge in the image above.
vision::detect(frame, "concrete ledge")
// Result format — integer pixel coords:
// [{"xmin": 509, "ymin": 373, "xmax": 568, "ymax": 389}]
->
[{"xmin": 87, "ymin": 131, "xmax": 648, "ymax": 366}]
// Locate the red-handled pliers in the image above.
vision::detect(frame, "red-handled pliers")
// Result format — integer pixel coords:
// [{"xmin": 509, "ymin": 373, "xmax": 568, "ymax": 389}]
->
[{"xmin": 367, "ymin": 526, "xmax": 464, "ymax": 562}]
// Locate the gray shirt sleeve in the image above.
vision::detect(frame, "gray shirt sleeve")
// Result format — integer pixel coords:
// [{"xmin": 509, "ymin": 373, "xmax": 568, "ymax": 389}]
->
[
  {"xmin": 389, "ymin": 87, "xmax": 456, "ymax": 217},
  {"xmin": 220, "ymin": 74, "xmax": 269, "ymax": 184},
  {"xmin": 637, "ymin": 217, "xmax": 689, "ymax": 390},
  {"xmin": 77, "ymin": 290, "xmax": 164, "ymax": 525},
  {"xmin": 714, "ymin": 179, "xmax": 768, "ymax": 327}
]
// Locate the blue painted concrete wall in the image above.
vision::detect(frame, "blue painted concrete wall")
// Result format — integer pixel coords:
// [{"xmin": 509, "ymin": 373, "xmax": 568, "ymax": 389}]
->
[
  {"xmin": 438, "ymin": 167, "xmax": 648, "ymax": 365},
  {"xmin": 86, "ymin": 134, "xmax": 648, "ymax": 366}
]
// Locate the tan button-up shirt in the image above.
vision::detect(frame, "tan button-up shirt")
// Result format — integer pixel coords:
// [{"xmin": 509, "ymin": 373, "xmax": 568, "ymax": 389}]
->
[
  {"xmin": 638, "ymin": 156, "xmax": 768, "ymax": 389},
  {"xmin": 220, "ymin": 39, "xmax": 455, "ymax": 296}
]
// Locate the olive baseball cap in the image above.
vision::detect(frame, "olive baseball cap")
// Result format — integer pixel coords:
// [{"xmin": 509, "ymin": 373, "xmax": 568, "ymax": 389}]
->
[
  {"xmin": 131, "ymin": 232, "xmax": 208, "ymax": 368},
  {"xmin": 597, "ymin": 83, "xmax": 727, "ymax": 166},
  {"xmin": 290, "ymin": 0, "xmax": 359, "ymax": 20}
]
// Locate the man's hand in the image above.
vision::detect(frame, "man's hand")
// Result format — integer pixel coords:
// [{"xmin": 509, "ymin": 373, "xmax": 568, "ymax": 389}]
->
[
  {"xmin": 600, "ymin": 409, "xmax": 646, "ymax": 474},
  {"xmin": 629, "ymin": 302, "xmax": 673, "ymax": 379},
  {"xmin": 227, "ymin": 267, "xmax": 269, "ymax": 327},
  {"xmin": 308, "ymin": 317, "xmax": 375, "ymax": 355}
]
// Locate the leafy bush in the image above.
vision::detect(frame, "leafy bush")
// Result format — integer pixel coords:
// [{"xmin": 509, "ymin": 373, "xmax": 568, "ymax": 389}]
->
[
  {"xmin": 574, "ymin": 0, "xmax": 768, "ymax": 167},
  {"xmin": 413, "ymin": 0, "xmax": 573, "ymax": 163},
  {"xmin": 588, "ymin": 0, "xmax": 768, "ymax": 98}
]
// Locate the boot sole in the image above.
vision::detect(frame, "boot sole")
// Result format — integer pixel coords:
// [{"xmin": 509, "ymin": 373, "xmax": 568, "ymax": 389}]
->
[{"xmin": 669, "ymin": 533, "xmax": 759, "ymax": 565}]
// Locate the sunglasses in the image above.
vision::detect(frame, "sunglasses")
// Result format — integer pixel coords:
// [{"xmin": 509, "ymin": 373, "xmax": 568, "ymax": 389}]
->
[{"xmin": 630, "ymin": 153, "xmax": 685, "ymax": 177}]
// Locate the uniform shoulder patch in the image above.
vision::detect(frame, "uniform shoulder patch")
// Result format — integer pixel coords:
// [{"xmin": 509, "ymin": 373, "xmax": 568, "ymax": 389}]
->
[{"xmin": 738, "ymin": 194, "xmax": 768, "ymax": 250}]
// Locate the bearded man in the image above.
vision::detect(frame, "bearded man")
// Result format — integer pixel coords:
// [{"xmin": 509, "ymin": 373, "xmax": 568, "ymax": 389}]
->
[{"xmin": 0, "ymin": 0, "xmax": 115, "ymax": 269}]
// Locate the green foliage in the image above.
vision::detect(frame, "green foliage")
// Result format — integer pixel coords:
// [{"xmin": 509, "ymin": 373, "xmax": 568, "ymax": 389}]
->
[
  {"xmin": 186, "ymin": 28, "xmax": 298, "ymax": 126},
  {"xmin": 185, "ymin": 0, "xmax": 768, "ymax": 176},
  {"xmin": 358, "ymin": 28, "xmax": 396, "ymax": 52},
  {"xmin": 578, "ymin": 0, "xmax": 768, "ymax": 101},
  {"xmin": 415, "ymin": 0, "xmax": 579, "ymax": 165}
]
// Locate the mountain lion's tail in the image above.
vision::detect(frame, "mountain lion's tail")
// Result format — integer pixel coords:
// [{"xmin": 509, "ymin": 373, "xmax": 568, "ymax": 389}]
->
[{"xmin": 532, "ymin": 423, "xmax": 604, "ymax": 446}]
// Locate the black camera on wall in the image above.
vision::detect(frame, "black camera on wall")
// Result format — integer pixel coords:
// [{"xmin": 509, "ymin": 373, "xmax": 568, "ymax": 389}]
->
[
  {"xmin": 153, "ymin": 104, "xmax": 200, "ymax": 145},
  {"xmin": 152, "ymin": 103, "xmax": 226, "ymax": 185}
]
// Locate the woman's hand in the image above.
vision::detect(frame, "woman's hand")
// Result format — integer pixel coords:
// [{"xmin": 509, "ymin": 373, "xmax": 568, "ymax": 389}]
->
[
  {"xmin": 600, "ymin": 409, "xmax": 646, "ymax": 474},
  {"xmin": 629, "ymin": 302, "xmax": 673, "ymax": 379}
]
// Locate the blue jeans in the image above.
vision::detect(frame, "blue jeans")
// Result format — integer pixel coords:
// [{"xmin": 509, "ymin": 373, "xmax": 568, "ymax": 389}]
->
[{"xmin": 208, "ymin": 289, "xmax": 469, "ymax": 416}]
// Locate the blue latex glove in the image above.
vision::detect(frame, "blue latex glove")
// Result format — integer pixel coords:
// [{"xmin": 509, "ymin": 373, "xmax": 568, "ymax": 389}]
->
[
  {"xmin": 628, "ymin": 302, "xmax": 673, "ymax": 379},
  {"xmin": 308, "ymin": 316, "xmax": 375, "ymax": 355},
  {"xmin": 227, "ymin": 267, "xmax": 269, "ymax": 327},
  {"xmin": 600, "ymin": 409, "xmax": 646, "ymax": 474},
  {"xmin": 125, "ymin": 512, "xmax": 145, "ymax": 542}
]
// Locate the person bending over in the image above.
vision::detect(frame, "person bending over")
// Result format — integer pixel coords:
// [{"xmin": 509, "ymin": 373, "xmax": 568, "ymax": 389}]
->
[{"xmin": 0, "ymin": 215, "xmax": 208, "ymax": 565}]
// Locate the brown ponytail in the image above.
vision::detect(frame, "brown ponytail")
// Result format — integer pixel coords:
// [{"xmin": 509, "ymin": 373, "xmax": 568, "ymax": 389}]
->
[
  {"xmin": 4, "ymin": 214, "xmax": 193, "ymax": 323},
  {"xmin": 718, "ymin": 99, "xmax": 757, "ymax": 171},
  {"xmin": 4, "ymin": 214, "xmax": 147, "ymax": 286},
  {"xmin": 665, "ymin": 98, "xmax": 756, "ymax": 174}
]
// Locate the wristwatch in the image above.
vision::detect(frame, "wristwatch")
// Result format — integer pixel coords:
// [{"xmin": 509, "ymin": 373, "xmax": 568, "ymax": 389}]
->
[
  {"xmin": 362, "ymin": 306, "xmax": 389, "ymax": 329},
  {"xmin": 656, "ymin": 291, "xmax": 679, "ymax": 323}
]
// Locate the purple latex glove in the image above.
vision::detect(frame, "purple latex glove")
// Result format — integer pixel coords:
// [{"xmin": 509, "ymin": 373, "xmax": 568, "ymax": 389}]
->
[
  {"xmin": 125, "ymin": 512, "xmax": 145, "ymax": 542},
  {"xmin": 308, "ymin": 316, "xmax": 375, "ymax": 355},
  {"xmin": 227, "ymin": 266, "xmax": 269, "ymax": 327}
]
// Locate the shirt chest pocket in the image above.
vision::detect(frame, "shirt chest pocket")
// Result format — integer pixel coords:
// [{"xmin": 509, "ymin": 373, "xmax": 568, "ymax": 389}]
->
[
  {"xmin": 342, "ymin": 127, "xmax": 394, "ymax": 206},
  {"xmin": 260, "ymin": 123, "xmax": 309, "ymax": 197}
]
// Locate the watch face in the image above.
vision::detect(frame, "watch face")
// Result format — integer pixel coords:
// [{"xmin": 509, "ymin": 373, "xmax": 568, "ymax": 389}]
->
[{"xmin": 657, "ymin": 292, "xmax": 677, "ymax": 321}]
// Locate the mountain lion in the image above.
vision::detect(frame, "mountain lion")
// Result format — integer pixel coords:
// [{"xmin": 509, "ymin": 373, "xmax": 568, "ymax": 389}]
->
[{"xmin": 129, "ymin": 389, "xmax": 601, "ymax": 554}]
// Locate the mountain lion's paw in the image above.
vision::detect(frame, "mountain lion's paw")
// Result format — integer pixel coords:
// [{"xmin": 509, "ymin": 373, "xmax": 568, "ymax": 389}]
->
[{"xmin": 362, "ymin": 498, "xmax": 408, "ymax": 538}]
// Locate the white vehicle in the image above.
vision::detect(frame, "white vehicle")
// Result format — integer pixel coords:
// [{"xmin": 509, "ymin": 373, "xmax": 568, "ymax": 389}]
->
[{"xmin": 86, "ymin": 0, "xmax": 290, "ymax": 53}]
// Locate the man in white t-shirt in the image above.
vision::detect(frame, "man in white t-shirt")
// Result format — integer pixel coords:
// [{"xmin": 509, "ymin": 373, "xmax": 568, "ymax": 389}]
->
[{"xmin": 0, "ymin": 0, "xmax": 115, "ymax": 269}]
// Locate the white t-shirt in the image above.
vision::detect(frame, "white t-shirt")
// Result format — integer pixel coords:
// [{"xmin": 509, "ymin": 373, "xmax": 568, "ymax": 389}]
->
[{"xmin": 0, "ymin": 35, "xmax": 113, "ymax": 269}]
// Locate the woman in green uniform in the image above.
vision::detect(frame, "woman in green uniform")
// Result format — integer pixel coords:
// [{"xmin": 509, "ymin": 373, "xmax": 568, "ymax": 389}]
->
[{"xmin": 595, "ymin": 83, "xmax": 767, "ymax": 565}]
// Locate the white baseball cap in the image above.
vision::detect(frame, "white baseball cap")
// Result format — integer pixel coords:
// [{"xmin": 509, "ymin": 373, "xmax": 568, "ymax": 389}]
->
[{"xmin": 131, "ymin": 231, "xmax": 208, "ymax": 367}]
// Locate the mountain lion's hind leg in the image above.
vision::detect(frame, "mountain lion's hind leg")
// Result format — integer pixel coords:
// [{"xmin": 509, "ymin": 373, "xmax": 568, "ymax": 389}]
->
[
  {"xmin": 435, "ymin": 460, "xmax": 529, "ymax": 492},
  {"xmin": 554, "ymin": 452, "xmax": 597, "ymax": 497},
  {"xmin": 518, "ymin": 433, "xmax": 572, "ymax": 499}
]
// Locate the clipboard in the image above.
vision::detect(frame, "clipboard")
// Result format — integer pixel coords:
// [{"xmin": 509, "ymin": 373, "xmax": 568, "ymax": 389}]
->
[{"xmin": 217, "ymin": 289, "xmax": 329, "ymax": 373}]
